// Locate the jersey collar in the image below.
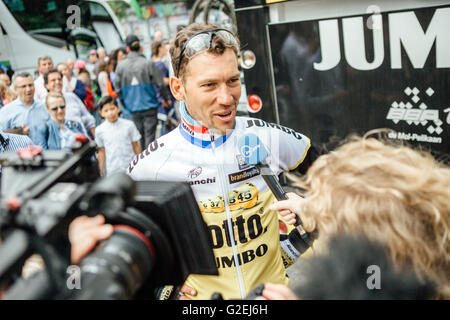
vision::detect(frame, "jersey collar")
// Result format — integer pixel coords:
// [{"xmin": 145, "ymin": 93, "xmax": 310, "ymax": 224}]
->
[{"xmin": 178, "ymin": 102, "xmax": 234, "ymax": 149}]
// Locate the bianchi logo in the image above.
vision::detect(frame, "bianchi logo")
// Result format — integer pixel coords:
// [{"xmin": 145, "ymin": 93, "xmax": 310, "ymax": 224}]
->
[
  {"xmin": 187, "ymin": 167, "xmax": 202, "ymax": 179},
  {"xmin": 188, "ymin": 177, "xmax": 216, "ymax": 186},
  {"xmin": 187, "ymin": 166, "xmax": 216, "ymax": 185},
  {"xmin": 386, "ymin": 86, "xmax": 449, "ymax": 144}
]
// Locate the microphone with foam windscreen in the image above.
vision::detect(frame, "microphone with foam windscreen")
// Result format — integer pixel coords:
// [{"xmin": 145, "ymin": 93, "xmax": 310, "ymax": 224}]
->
[{"xmin": 237, "ymin": 133, "xmax": 312, "ymax": 245}]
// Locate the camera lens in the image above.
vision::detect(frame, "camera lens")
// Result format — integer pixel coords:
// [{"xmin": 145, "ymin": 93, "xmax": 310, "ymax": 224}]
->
[{"xmin": 73, "ymin": 226, "xmax": 155, "ymax": 299}]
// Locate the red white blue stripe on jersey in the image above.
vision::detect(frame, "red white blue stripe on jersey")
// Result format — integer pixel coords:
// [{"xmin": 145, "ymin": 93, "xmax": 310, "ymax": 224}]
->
[{"xmin": 178, "ymin": 102, "xmax": 234, "ymax": 149}]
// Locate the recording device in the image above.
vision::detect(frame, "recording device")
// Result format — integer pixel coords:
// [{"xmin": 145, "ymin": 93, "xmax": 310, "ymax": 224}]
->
[
  {"xmin": 0, "ymin": 139, "xmax": 217, "ymax": 299},
  {"xmin": 237, "ymin": 133, "xmax": 313, "ymax": 247},
  {"xmin": 245, "ymin": 283, "xmax": 265, "ymax": 300}
]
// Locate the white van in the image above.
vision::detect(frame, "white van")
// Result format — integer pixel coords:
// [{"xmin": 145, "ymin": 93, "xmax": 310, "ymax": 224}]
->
[{"xmin": 0, "ymin": 0, "xmax": 125, "ymax": 74}]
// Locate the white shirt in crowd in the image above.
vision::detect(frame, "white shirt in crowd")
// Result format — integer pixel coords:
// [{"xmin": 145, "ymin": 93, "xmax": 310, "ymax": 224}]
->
[
  {"xmin": 62, "ymin": 77, "xmax": 78, "ymax": 93},
  {"xmin": 33, "ymin": 75, "xmax": 47, "ymax": 102},
  {"xmin": 95, "ymin": 118, "xmax": 141, "ymax": 176}
]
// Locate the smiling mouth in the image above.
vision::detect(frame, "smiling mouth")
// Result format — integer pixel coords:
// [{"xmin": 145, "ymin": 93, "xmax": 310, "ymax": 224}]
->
[{"xmin": 215, "ymin": 110, "xmax": 234, "ymax": 121}]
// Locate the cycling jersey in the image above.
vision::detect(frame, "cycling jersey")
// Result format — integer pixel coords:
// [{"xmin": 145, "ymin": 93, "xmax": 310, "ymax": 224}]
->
[{"xmin": 128, "ymin": 104, "xmax": 311, "ymax": 300}]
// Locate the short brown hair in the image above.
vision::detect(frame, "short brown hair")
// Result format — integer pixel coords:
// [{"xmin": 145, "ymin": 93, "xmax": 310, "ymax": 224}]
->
[
  {"xmin": 152, "ymin": 41, "xmax": 163, "ymax": 57},
  {"xmin": 44, "ymin": 68, "xmax": 62, "ymax": 86},
  {"xmin": 169, "ymin": 23, "xmax": 240, "ymax": 78},
  {"xmin": 38, "ymin": 55, "xmax": 53, "ymax": 67}
]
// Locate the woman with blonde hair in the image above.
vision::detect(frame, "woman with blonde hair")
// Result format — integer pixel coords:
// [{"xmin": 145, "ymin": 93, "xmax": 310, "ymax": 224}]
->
[
  {"xmin": 271, "ymin": 136, "xmax": 450, "ymax": 299},
  {"xmin": 44, "ymin": 91, "xmax": 84, "ymax": 151},
  {"xmin": 0, "ymin": 79, "xmax": 17, "ymax": 106}
]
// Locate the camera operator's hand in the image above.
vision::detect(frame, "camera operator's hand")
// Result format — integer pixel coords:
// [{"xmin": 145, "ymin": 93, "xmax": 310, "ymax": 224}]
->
[
  {"xmin": 178, "ymin": 284, "xmax": 197, "ymax": 300},
  {"xmin": 68, "ymin": 215, "xmax": 113, "ymax": 265},
  {"xmin": 269, "ymin": 192, "xmax": 315, "ymax": 233},
  {"xmin": 256, "ymin": 283, "xmax": 298, "ymax": 300}
]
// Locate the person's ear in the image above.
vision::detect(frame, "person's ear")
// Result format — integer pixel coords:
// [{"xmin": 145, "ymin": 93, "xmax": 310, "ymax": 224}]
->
[{"xmin": 170, "ymin": 76, "xmax": 185, "ymax": 101}]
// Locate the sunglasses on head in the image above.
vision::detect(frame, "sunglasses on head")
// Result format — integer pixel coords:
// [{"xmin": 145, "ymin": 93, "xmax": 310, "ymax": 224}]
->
[
  {"xmin": 50, "ymin": 105, "xmax": 66, "ymax": 111},
  {"xmin": 176, "ymin": 28, "xmax": 238, "ymax": 77}
]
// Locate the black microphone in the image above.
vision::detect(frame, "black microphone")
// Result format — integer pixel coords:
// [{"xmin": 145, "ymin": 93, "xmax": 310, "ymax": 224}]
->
[{"xmin": 237, "ymin": 133, "xmax": 312, "ymax": 245}]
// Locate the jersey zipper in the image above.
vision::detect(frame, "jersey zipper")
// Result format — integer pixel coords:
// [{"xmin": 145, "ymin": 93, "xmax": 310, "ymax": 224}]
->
[{"xmin": 210, "ymin": 133, "xmax": 246, "ymax": 299}]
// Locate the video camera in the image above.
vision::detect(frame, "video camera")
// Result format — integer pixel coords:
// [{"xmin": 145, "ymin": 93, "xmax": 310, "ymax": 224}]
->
[{"xmin": 0, "ymin": 138, "xmax": 217, "ymax": 299}]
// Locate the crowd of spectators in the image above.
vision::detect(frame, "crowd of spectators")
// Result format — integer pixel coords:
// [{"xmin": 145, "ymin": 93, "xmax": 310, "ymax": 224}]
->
[{"xmin": 0, "ymin": 33, "xmax": 176, "ymax": 177}]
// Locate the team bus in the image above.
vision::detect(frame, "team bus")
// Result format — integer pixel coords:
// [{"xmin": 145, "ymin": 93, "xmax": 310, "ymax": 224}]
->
[
  {"xmin": 233, "ymin": 0, "xmax": 449, "ymax": 162},
  {"xmin": 0, "ymin": 0, "xmax": 125, "ymax": 73}
]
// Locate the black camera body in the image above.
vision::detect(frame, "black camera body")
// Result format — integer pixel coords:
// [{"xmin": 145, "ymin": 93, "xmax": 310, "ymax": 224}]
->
[{"xmin": 0, "ymin": 140, "xmax": 217, "ymax": 299}]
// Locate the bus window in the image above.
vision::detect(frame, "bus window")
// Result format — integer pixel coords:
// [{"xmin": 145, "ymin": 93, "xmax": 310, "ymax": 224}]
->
[
  {"xmin": 2, "ymin": 0, "xmax": 123, "ymax": 56},
  {"xmin": 91, "ymin": 21, "xmax": 122, "ymax": 54}
]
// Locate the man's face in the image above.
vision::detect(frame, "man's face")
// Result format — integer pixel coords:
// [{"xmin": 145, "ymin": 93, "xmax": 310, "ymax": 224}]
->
[
  {"xmin": 66, "ymin": 59, "xmax": 74, "ymax": 72},
  {"xmin": 154, "ymin": 31, "xmax": 163, "ymax": 42},
  {"xmin": 89, "ymin": 54, "xmax": 97, "ymax": 64},
  {"xmin": 98, "ymin": 49, "xmax": 106, "ymax": 60},
  {"xmin": 45, "ymin": 72, "xmax": 63, "ymax": 92},
  {"xmin": 14, "ymin": 76, "xmax": 35, "ymax": 105},
  {"xmin": 38, "ymin": 58, "xmax": 54, "ymax": 75},
  {"xmin": 46, "ymin": 97, "xmax": 66, "ymax": 124},
  {"xmin": 177, "ymin": 48, "xmax": 241, "ymax": 135},
  {"xmin": 57, "ymin": 64, "xmax": 70, "ymax": 78}
]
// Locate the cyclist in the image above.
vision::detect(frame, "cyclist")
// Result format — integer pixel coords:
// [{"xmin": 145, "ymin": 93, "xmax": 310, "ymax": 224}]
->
[{"xmin": 128, "ymin": 23, "xmax": 323, "ymax": 300}]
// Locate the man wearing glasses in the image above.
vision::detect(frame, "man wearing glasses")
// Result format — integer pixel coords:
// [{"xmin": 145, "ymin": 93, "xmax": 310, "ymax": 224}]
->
[
  {"xmin": 127, "ymin": 23, "xmax": 322, "ymax": 300},
  {"xmin": 0, "ymin": 72, "xmax": 49, "ymax": 148}
]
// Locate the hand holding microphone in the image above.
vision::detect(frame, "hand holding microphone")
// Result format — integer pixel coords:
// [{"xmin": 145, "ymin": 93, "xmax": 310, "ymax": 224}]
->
[
  {"xmin": 270, "ymin": 192, "xmax": 304, "ymax": 225},
  {"xmin": 237, "ymin": 134, "xmax": 314, "ymax": 246},
  {"xmin": 269, "ymin": 192, "xmax": 315, "ymax": 234}
]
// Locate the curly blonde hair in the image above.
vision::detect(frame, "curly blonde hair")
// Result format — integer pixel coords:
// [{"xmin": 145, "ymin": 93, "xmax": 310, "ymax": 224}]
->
[
  {"xmin": 0, "ymin": 79, "xmax": 17, "ymax": 102},
  {"xmin": 294, "ymin": 136, "xmax": 450, "ymax": 299}
]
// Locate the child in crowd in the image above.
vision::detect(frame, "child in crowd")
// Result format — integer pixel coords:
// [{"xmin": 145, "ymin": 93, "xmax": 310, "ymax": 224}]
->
[{"xmin": 95, "ymin": 96, "xmax": 142, "ymax": 176}]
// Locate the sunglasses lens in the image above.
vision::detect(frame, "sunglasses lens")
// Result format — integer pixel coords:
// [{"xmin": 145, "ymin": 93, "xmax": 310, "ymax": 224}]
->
[
  {"xmin": 184, "ymin": 34, "xmax": 212, "ymax": 57},
  {"xmin": 177, "ymin": 29, "xmax": 238, "ymax": 76}
]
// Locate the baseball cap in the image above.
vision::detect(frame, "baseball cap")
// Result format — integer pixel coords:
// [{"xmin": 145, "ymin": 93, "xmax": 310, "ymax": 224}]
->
[
  {"xmin": 89, "ymin": 49, "xmax": 97, "ymax": 56},
  {"xmin": 74, "ymin": 59, "xmax": 86, "ymax": 69},
  {"xmin": 125, "ymin": 34, "xmax": 140, "ymax": 50}
]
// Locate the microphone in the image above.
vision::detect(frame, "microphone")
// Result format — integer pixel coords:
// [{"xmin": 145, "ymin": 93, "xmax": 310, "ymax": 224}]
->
[{"xmin": 237, "ymin": 133, "xmax": 312, "ymax": 244}]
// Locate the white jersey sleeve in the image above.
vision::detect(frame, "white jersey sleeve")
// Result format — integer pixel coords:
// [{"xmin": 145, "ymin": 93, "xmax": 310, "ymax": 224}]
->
[{"xmin": 243, "ymin": 118, "xmax": 311, "ymax": 176}]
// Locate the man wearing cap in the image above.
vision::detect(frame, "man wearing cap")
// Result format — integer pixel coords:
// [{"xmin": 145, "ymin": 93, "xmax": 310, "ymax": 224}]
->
[{"xmin": 115, "ymin": 34, "xmax": 171, "ymax": 149}]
